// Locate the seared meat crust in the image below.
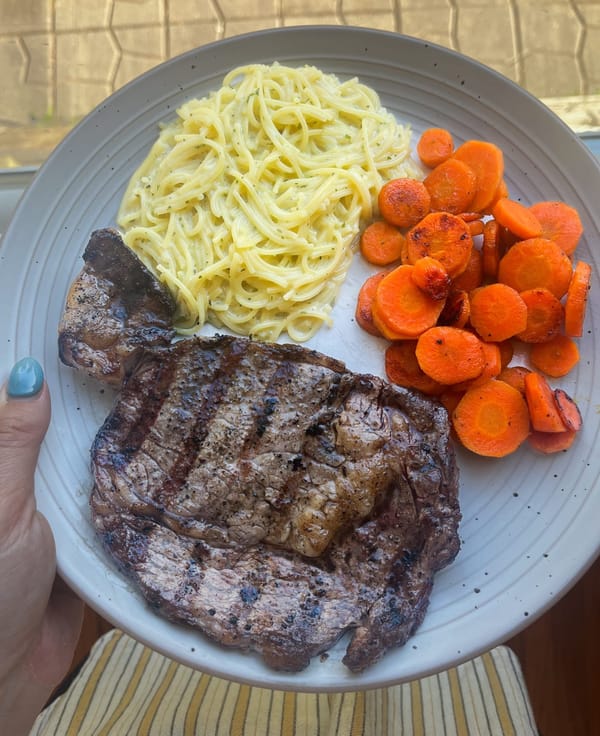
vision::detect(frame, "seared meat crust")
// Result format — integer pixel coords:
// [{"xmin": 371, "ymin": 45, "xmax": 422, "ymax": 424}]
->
[
  {"xmin": 58, "ymin": 228, "xmax": 176, "ymax": 385},
  {"xmin": 91, "ymin": 335, "xmax": 460, "ymax": 672}
]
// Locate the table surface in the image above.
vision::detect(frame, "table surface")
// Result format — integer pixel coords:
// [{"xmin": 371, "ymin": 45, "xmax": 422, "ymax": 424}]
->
[{"xmin": 1, "ymin": 0, "xmax": 600, "ymax": 168}]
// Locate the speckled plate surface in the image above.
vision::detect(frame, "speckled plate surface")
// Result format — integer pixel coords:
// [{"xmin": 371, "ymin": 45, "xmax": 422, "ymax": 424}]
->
[{"xmin": 1, "ymin": 26, "xmax": 599, "ymax": 691}]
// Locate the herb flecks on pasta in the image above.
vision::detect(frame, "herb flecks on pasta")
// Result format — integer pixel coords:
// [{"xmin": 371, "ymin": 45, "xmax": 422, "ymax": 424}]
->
[{"xmin": 118, "ymin": 63, "xmax": 418, "ymax": 342}]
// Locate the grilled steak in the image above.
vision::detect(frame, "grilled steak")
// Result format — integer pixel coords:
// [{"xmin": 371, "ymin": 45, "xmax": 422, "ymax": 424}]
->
[
  {"xmin": 58, "ymin": 228, "xmax": 176, "ymax": 386},
  {"xmin": 59, "ymin": 229, "xmax": 461, "ymax": 672},
  {"xmin": 90, "ymin": 335, "xmax": 460, "ymax": 672}
]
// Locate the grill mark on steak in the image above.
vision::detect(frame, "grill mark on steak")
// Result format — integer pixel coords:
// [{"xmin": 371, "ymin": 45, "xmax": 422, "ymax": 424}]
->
[{"xmin": 153, "ymin": 339, "xmax": 247, "ymax": 505}]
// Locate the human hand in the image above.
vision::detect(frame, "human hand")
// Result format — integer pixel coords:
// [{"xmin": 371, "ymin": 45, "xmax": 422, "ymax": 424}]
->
[{"xmin": 0, "ymin": 358, "xmax": 83, "ymax": 736}]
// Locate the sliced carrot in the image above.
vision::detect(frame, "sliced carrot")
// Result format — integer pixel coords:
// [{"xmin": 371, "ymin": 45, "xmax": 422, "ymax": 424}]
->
[
  {"xmin": 355, "ymin": 271, "xmax": 387, "ymax": 337},
  {"xmin": 467, "ymin": 219, "xmax": 484, "ymax": 237},
  {"xmin": 481, "ymin": 218, "xmax": 503, "ymax": 280},
  {"xmin": 371, "ymin": 264, "xmax": 445, "ymax": 339},
  {"xmin": 384, "ymin": 341, "xmax": 445, "ymax": 395},
  {"xmin": 497, "ymin": 340, "xmax": 514, "ymax": 369},
  {"xmin": 553, "ymin": 388, "xmax": 583, "ymax": 432},
  {"xmin": 451, "ymin": 247, "xmax": 483, "ymax": 292},
  {"xmin": 456, "ymin": 211, "xmax": 481, "ymax": 223},
  {"xmin": 469, "ymin": 283, "xmax": 528, "ymax": 342},
  {"xmin": 492, "ymin": 197, "xmax": 543, "ymax": 240},
  {"xmin": 528, "ymin": 200, "xmax": 584, "ymax": 256},
  {"xmin": 488, "ymin": 178, "xmax": 510, "ymax": 210},
  {"xmin": 452, "ymin": 140, "xmax": 504, "ymax": 213},
  {"xmin": 528, "ymin": 429, "xmax": 577, "ymax": 454},
  {"xmin": 438, "ymin": 289, "xmax": 471, "ymax": 329},
  {"xmin": 523, "ymin": 371, "xmax": 567, "ymax": 433},
  {"xmin": 452, "ymin": 379, "xmax": 531, "ymax": 457},
  {"xmin": 416, "ymin": 127, "xmax": 454, "ymax": 168},
  {"xmin": 497, "ymin": 365, "xmax": 531, "ymax": 395},
  {"xmin": 517, "ymin": 288, "xmax": 564, "ymax": 343},
  {"xmin": 498, "ymin": 224, "xmax": 519, "ymax": 250},
  {"xmin": 454, "ymin": 341, "xmax": 502, "ymax": 391},
  {"xmin": 415, "ymin": 326, "xmax": 485, "ymax": 385},
  {"xmin": 497, "ymin": 237, "xmax": 573, "ymax": 299},
  {"xmin": 529, "ymin": 334, "xmax": 580, "ymax": 378},
  {"xmin": 359, "ymin": 220, "xmax": 406, "ymax": 266},
  {"xmin": 378, "ymin": 178, "xmax": 431, "ymax": 229},
  {"xmin": 439, "ymin": 389, "xmax": 465, "ymax": 416},
  {"xmin": 411, "ymin": 256, "xmax": 451, "ymax": 301},
  {"xmin": 405, "ymin": 211, "xmax": 473, "ymax": 278},
  {"xmin": 423, "ymin": 158, "xmax": 476, "ymax": 214},
  {"xmin": 564, "ymin": 260, "xmax": 592, "ymax": 338}
]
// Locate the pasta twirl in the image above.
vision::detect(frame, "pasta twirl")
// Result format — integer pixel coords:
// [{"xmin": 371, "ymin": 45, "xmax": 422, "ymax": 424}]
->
[{"xmin": 117, "ymin": 63, "xmax": 419, "ymax": 341}]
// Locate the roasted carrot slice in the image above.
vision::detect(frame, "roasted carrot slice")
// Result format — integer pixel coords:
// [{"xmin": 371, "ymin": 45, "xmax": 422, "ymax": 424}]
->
[
  {"xmin": 405, "ymin": 211, "xmax": 473, "ymax": 278},
  {"xmin": 523, "ymin": 371, "xmax": 567, "ymax": 433},
  {"xmin": 439, "ymin": 388, "xmax": 465, "ymax": 416},
  {"xmin": 487, "ymin": 178, "xmax": 510, "ymax": 211},
  {"xmin": 454, "ymin": 341, "xmax": 502, "ymax": 391},
  {"xmin": 452, "ymin": 140, "xmax": 504, "ymax": 213},
  {"xmin": 378, "ymin": 178, "xmax": 431, "ymax": 228},
  {"xmin": 384, "ymin": 341, "xmax": 445, "ymax": 395},
  {"xmin": 416, "ymin": 127, "xmax": 454, "ymax": 168},
  {"xmin": 492, "ymin": 197, "xmax": 543, "ymax": 240},
  {"xmin": 517, "ymin": 288, "xmax": 564, "ymax": 343},
  {"xmin": 423, "ymin": 158, "xmax": 476, "ymax": 214},
  {"xmin": 553, "ymin": 388, "xmax": 583, "ymax": 432},
  {"xmin": 456, "ymin": 211, "xmax": 481, "ymax": 223},
  {"xmin": 415, "ymin": 326, "xmax": 485, "ymax": 385},
  {"xmin": 469, "ymin": 283, "xmax": 528, "ymax": 342},
  {"xmin": 528, "ymin": 429, "xmax": 577, "ymax": 454},
  {"xmin": 438, "ymin": 289, "xmax": 471, "ymax": 329},
  {"xmin": 497, "ymin": 365, "xmax": 531, "ymax": 395},
  {"xmin": 481, "ymin": 218, "xmax": 503, "ymax": 280},
  {"xmin": 452, "ymin": 379, "xmax": 531, "ymax": 457},
  {"xmin": 355, "ymin": 271, "xmax": 387, "ymax": 337},
  {"xmin": 411, "ymin": 256, "xmax": 451, "ymax": 301},
  {"xmin": 467, "ymin": 219, "xmax": 484, "ymax": 237},
  {"xmin": 529, "ymin": 334, "xmax": 580, "ymax": 378},
  {"xmin": 497, "ymin": 340, "xmax": 514, "ymax": 369},
  {"xmin": 371, "ymin": 264, "xmax": 445, "ymax": 339},
  {"xmin": 451, "ymin": 247, "xmax": 483, "ymax": 292},
  {"xmin": 497, "ymin": 237, "xmax": 573, "ymax": 299},
  {"xmin": 360, "ymin": 220, "xmax": 406, "ymax": 266},
  {"xmin": 564, "ymin": 260, "xmax": 592, "ymax": 338},
  {"xmin": 528, "ymin": 200, "xmax": 584, "ymax": 256}
]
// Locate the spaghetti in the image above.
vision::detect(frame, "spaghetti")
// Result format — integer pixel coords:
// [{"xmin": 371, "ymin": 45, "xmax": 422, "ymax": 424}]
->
[{"xmin": 117, "ymin": 63, "xmax": 419, "ymax": 341}]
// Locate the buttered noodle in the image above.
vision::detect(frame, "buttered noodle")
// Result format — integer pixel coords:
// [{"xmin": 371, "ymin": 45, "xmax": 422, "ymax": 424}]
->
[{"xmin": 117, "ymin": 63, "xmax": 419, "ymax": 341}]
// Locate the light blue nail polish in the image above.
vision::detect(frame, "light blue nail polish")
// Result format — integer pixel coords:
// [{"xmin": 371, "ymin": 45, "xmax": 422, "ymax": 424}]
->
[{"xmin": 7, "ymin": 357, "xmax": 44, "ymax": 398}]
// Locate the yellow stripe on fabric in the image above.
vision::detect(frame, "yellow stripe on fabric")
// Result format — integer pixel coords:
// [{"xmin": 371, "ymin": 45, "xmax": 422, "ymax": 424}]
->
[
  {"xmin": 229, "ymin": 683, "xmax": 251, "ymax": 736},
  {"xmin": 447, "ymin": 665, "xmax": 469, "ymax": 736},
  {"xmin": 183, "ymin": 671, "xmax": 212, "ymax": 735},
  {"xmin": 281, "ymin": 690, "xmax": 297, "ymax": 736},
  {"xmin": 499, "ymin": 647, "xmax": 539, "ymax": 734},
  {"xmin": 411, "ymin": 679, "xmax": 425, "ymax": 736},
  {"xmin": 63, "ymin": 628, "xmax": 122, "ymax": 735},
  {"xmin": 482, "ymin": 650, "xmax": 516, "ymax": 736},
  {"xmin": 350, "ymin": 690, "xmax": 365, "ymax": 736},
  {"xmin": 137, "ymin": 658, "xmax": 180, "ymax": 734},
  {"xmin": 94, "ymin": 644, "xmax": 153, "ymax": 736}
]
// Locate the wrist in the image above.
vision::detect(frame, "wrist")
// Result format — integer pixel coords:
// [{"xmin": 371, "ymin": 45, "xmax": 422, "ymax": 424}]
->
[{"xmin": 0, "ymin": 664, "xmax": 52, "ymax": 736}]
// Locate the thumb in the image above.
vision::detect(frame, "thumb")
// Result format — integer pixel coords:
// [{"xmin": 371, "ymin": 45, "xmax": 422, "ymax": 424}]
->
[{"xmin": 0, "ymin": 357, "xmax": 50, "ymax": 543}]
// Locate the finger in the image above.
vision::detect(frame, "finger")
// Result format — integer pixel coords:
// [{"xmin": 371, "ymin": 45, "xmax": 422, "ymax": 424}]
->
[{"xmin": 0, "ymin": 357, "xmax": 51, "ymax": 542}]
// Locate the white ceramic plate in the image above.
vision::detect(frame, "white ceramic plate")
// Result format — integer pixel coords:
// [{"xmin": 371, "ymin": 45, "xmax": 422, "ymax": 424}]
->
[{"xmin": 1, "ymin": 26, "xmax": 599, "ymax": 691}]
